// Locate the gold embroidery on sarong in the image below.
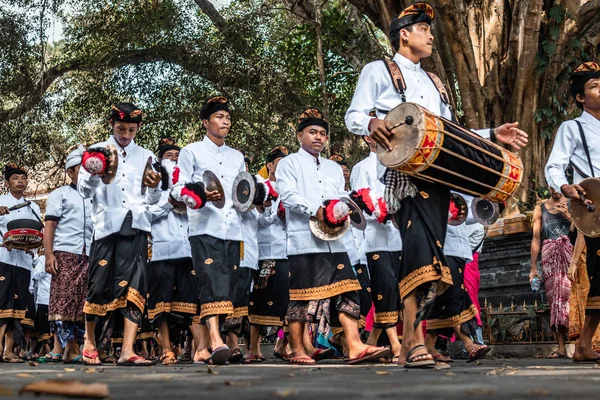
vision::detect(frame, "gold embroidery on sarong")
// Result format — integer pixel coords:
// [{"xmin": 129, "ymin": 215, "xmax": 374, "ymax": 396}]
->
[
  {"xmin": 420, "ymin": 191, "xmax": 429, "ymax": 199},
  {"xmin": 289, "ymin": 279, "xmax": 362, "ymax": 301},
  {"xmin": 205, "ymin": 258, "xmax": 214, "ymax": 265},
  {"xmin": 399, "ymin": 264, "xmax": 452, "ymax": 300},
  {"xmin": 199, "ymin": 301, "xmax": 234, "ymax": 319},
  {"xmin": 0, "ymin": 276, "xmax": 5, "ymax": 281},
  {"xmin": 118, "ymin": 280, "xmax": 128, "ymax": 287},
  {"xmin": 357, "ymin": 269, "xmax": 363, "ymax": 274},
  {"xmin": 249, "ymin": 315, "xmax": 283, "ymax": 326},
  {"xmin": 374, "ymin": 311, "xmax": 399, "ymax": 325},
  {"xmin": 99, "ymin": 260, "xmax": 108, "ymax": 266},
  {"xmin": 407, "ymin": 221, "xmax": 412, "ymax": 228},
  {"xmin": 373, "ymin": 254, "xmax": 380, "ymax": 261},
  {"xmin": 191, "ymin": 270, "xmax": 196, "ymax": 275},
  {"xmin": 267, "ymin": 301, "xmax": 273, "ymax": 306},
  {"xmin": 337, "ymin": 264, "xmax": 345, "ymax": 270},
  {"xmin": 377, "ymin": 294, "xmax": 383, "ymax": 301},
  {"xmin": 426, "ymin": 304, "xmax": 478, "ymax": 330}
]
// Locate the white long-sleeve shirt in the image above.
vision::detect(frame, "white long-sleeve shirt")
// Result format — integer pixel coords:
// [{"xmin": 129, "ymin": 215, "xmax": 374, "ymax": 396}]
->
[
  {"xmin": 341, "ymin": 226, "xmax": 367, "ymax": 266},
  {"xmin": 0, "ymin": 194, "xmax": 41, "ymax": 271},
  {"xmin": 78, "ymin": 136, "xmax": 161, "ymax": 240},
  {"xmin": 149, "ymin": 191, "xmax": 192, "ymax": 261},
  {"xmin": 178, "ymin": 136, "xmax": 245, "ymax": 241},
  {"xmin": 545, "ymin": 111, "xmax": 600, "ymax": 193},
  {"xmin": 276, "ymin": 148, "xmax": 347, "ymax": 255},
  {"xmin": 350, "ymin": 152, "xmax": 402, "ymax": 253},
  {"xmin": 241, "ymin": 209, "xmax": 259, "ymax": 270},
  {"xmin": 257, "ymin": 198, "xmax": 287, "ymax": 260},
  {"xmin": 45, "ymin": 185, "xmax": 93, "ymax": 256},
  {"xmin": 444, "ymin": 193, "xmax": 476, "ymax": 261}
]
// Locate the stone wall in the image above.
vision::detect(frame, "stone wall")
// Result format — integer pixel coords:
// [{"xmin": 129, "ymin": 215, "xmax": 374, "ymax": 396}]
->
[{"xmin": 478, "ymin": 231, "xmax": 546, "ymax": 309}]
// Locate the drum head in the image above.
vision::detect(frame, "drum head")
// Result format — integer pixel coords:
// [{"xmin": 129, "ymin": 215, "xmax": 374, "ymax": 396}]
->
[
  {"xmin": 309, "ymin": 217, "xmax": 350, "ymax": 241},
  {"xmin": 340, "ymin": 196, "xmax": 366, "ymax": 230},
  {"xmin": 232, "ymin": 171, "xmax": 256, "ymax": 212},
  {"xmin": 203, "ymin": 170, "xmax": 225, "ymax": 209},
  {"xmin": 572, "ymin": 178, "xmax": 600, "ymax": 238},
  {"xmin": 140, "ymin": 157, "xmax": 153, "ymax": 196},
  {"xmin": 7, "ymin": 219, "xmax": 43, "ymax": 232},
  {"xmin": 470, "ymin": 198, "xmax": 500, "ymax": 226},
  {"xmin": 377, "ymin": 103, "xmax": 424, "ymax": 169}
]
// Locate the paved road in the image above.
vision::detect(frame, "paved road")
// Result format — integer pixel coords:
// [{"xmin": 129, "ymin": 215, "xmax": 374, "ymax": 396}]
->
[{"xmin": 1, "ymin": 358, "xmax": 599, "ymax": 399}]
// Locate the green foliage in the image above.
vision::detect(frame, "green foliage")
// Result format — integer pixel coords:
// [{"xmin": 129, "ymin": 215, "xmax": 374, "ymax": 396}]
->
[{"xmin": 0, "ymin": 0, "xmax": 384, "ymax": 183}]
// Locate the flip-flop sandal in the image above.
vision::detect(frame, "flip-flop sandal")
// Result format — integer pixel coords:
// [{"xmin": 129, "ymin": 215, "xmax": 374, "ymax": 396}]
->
[
  {"xmin": 160, "ymin": 351, "xmax": 178, "ymax": 365},
  {"xmin": 228, "ymin": 348, "xmax": 244, "ymax": 364},
  {"xmin": 206, "ymin": 346, "xmax": 230, "ymax": 365},
  {"xmin": 546, "ymin": 351, "xmax": 567, "ymax": 359},
  {"xmin": 346, "ymin": 346, "xmax": 390, "ymax": 365},
  {"xmin": 45, "ymin": 353, "xmax": 63, "ymax": 363},
  {"xmin": 433, "ymin": 354, "xmax": 454, "ymax": 363},
  {"xmin": 274, "ymin": 352, "xmax": 290, "ymax": 362},
  {"xmin": 290, "ymin": 356, "xmax": 316, "ymax": 365},
  {"xmin": 244, "ymin": 355, "xmax": 264, "ymax": 363},
  {"xmin": 63, "ymin": 355, "xmax": 83, "ymax": 364},
  {"xmin": 311, "ymin": 348, "xmax": 335, "ymax": 361},
  {"xmin": 434, "ymin": 361, "xmax": 451, "ymax": 370},
  {"xmin": 3, "ymin": 356, "xmax": 25, "ymax": 363},
  {"xmin": 116, "ymin": 355, "xmax": 157, "ymax": 367},
  {"xmin": 178, "ymin": 352, "xmax": 194, "ymax": 364},
  {"xmin": 82, "ymin": 350, "xmax": 102, "ymax": 366},
  {"xmin": 404, "ymin": 345, "xmax": 436, "ymax": 368},
  {"xmin": 467, "ymin": 345, "xmax": 492, "ymax": 363}
]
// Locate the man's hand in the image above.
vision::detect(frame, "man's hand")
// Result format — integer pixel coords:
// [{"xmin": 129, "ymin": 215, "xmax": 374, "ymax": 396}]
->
[
  {"xmin": 205, "ymin": 190, "xmax": 222, "ymax": 202},
  {"xmin": 568, "ymin": 263, "xmax": 578, "ymax": 282},
  {"xmin": 528, "ymin": 270, "xmax": 539, "ymax": 284},
  {"xmin": 369, "ymin": 119, "xmax": 394, "ymax": 152},
  {"xmin": 143, "ymin": 171, "xmax": 162, "ymax": 189},
  {"xmin": 45, "ymin": 253, "xmax": 58, "ymax": 275},
  {"xmin": 168, "ymin": 195, "xmax": 186, "ymax": 208},
  {"xmin": 494, "ymin": 122, "xmax": 528, "ymax": 150},
  {"xmin": 316, "ymin": 206, "xmax": 326, "ymax": 225},
  {"xmin": 561, "ymin": 183, "xmax": 589, "ymax": 203},
  {"xmin": 552, "ymin": 202, "xmax": 571, "ymax": 219},
  {"xmin": 0, "ymin": 206, "xmax": 9, "ymax": 216}
]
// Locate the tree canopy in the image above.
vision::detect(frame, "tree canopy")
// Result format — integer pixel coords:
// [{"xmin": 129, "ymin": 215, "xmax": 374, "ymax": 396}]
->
[{"xmin": 1, "ymin": 0, "xmax": 599, "ymax": 208}]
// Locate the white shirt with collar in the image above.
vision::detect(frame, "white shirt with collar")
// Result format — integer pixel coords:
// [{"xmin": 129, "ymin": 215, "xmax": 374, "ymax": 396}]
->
[
  {"xmin": 241, "ymin": 209, "xmax": 259, "ymax": 270},
  {"xmin": 45, "ymin": 184, "xmax": 93, "ymax": 256},
  {"xmin": 345, "ymin": 53, "xmax": 454, "ymax": 136},
  {"xmin": 149, "ymin": 191, "xmax": 192, "ymax": 262},
  {"xmin": 78, "ymin": 136, "xmax": 161, "ymax": 240},
  {"xmin": 276, "ymin": 148, "xmax": 347, "ymax": 255},
  {"xmin": 546, "ymin": 111, "xmax": 600, "ymax": 193},
  {"xmin": 341, "ymin": 226, "xmax": 367, "ymax": 266},
  {"xmin": 0, "ymin": 193, "xmax": 41, "ymax": 271},
  {"xmin": 257, "ymin": 197, "xmax": 287, "ymax": 260},
  {"xmin": 350, "ymin": 152, "xmax": 402, "ymax": 253},
  {"xmin": 178, "ymin": 136, "xmax": 245, "ymax": 241},
  {"xmin": 32, "ymin": 255, "xmax": 51, "ymax": 306}
]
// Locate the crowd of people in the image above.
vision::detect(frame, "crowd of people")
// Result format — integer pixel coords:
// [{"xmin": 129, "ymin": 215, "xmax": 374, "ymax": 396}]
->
[{"xmin": 0, "ymin": 2, "xmax": 599, "ymax": 369}]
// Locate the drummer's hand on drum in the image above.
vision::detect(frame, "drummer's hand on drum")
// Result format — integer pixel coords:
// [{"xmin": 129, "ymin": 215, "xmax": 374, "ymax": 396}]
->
[
  {"xmin": 494, "ymin": 122, "xmax": 528, "ymax": 150},
  {"xmin": 561, "ymin": 183, "xmax": 590, "ymax": 204},
  {"xmin": 369, "ymin": 119, "xmax": 394, "ymax": 152},
  {"xmin": 0, "ymin": 206, "xmax": 9, "ymax": 215},
  {"xmin": 45, "ymin": 253, "xmax": 58, "ymax": 276},
  {"xmin": 144, "ymin": 171, "xmax": 162, "ymax": 189},
  {"xmin": 206, "ymin": 190, "xmax": 222, "ymax": 202}
]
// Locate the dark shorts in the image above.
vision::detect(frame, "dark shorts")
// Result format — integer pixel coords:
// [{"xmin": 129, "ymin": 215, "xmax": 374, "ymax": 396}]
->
[
  {"xmin": 249, "ymin": 259, "xmax": 290, "ymax": 327},
  {"xmin": 353, "ymin": 263, "xmax": 371, "ymax": 328},
  {"xmin": 83, "ymin": 230, "xmax": 149, "ymax": 318},
  {"xmin": 147, "ymin": 257, "xmax": 198, "ymax": 326},
  {"xmin": 288, "ymin": 252, "xmax": 362, "ymax": 302},
  {"xmin": 426, "ymin": 256, "xmax": 478, "ymax": 336},
  {"xmin": 367, "ymin": 251, "xmax": 402, "ymax": 328},
  {"xmin": 189, "ymin": 235, "xmax": 240, "ymax": 320},
  {"xmin": 0, "ymin": 262, "xmax": 32, "ymax": 327},
  {"xmin": 35, "ymin": 304, "xmax": 51, "ymax": 342},
  {"xmin": 231, "ymin": 267, "xmax": 252, "ymax": 318}
]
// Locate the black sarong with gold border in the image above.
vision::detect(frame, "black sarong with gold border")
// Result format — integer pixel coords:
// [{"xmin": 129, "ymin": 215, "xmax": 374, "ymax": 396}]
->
[
  {"xmin": 249, "ymin": 259, "xmax": 290, "ymax": 327},
  {"xmin": 0, "ymin": 262, "xmax": 33, "ymax": 326},
  {"xmin": 367, "ymin": 251, "xmax": 402, "ymax": 328},
  {"xmin": 288, "ymin": 252, "xmax": 362, "ymax": 301},
  {"xmin": 426, "ymin": 256, "xmax": 478, "ymax": 336},
  {"xmin": 585, "ymin": 236, "xmax": 600, "ymax": 316}
]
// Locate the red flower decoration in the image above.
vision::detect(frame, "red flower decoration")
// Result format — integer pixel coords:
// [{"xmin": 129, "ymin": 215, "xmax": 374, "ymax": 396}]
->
[
  {"xmin": 449, "ymin": 200, "xmax": 459, "ymax": 220},
  {"xmin": 264, "ymin": 179, "xmax": 279, "ymax": 200},
  {"xmin": 172, "ymin": 166, "xmax": 180, "ymax": 185},
  {"xmin": 376, "ymin": 197, "xmax": 389, "ymax": 224},
  {"xmin": 81, "ymin": 149, "xmax": 107, "ymax": 175}
]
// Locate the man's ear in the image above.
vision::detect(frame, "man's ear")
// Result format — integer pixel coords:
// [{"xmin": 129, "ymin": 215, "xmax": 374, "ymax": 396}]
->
[{"xmin": 576, "ymin": 93, "xmax": 586, "ymax": 105}]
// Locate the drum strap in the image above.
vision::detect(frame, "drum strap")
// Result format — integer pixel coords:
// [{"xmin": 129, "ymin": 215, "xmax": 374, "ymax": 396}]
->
[
  {"xmin": 26, "ymin": 202, "xmax": 45, "ymax": 228},
  {"xmin": 574, "ymin": 120, "xmax": 595, "ymax": 178},
  {"xmin": 381, "ymin": 59, "xmax": 451, "ymax": 108}
]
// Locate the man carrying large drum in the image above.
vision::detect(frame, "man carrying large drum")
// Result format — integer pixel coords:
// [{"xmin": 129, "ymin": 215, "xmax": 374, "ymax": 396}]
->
[
  {"xmin": 546, "ymin": 61, "xmax": 600, "ymax": 363},
  {"xmin": 345, "ymin": 2, "xmax": 528, "ymax": 368}
]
